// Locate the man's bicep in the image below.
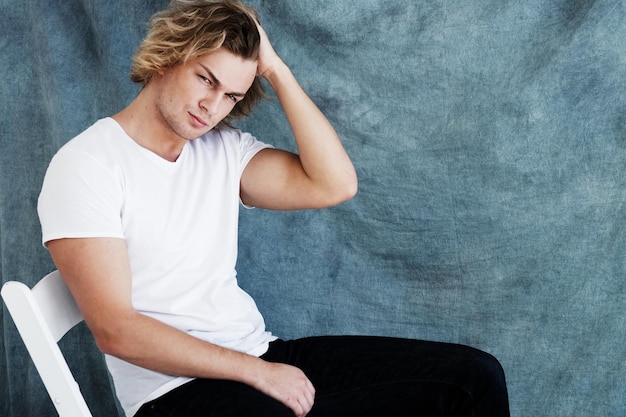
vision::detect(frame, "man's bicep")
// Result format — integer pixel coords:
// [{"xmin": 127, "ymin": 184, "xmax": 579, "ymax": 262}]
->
[
  {"xmin": 240, "ymin": 148, "xmax": 315, "ymax": 210},
  {"xmin": 46, "ymin": 237, "xmax": 134, "ymax": 326}
]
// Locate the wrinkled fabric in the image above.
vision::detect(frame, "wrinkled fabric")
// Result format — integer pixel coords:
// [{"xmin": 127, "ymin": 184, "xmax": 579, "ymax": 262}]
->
[{"xmin": 1, "ymin": 1, "xmax": 625, "ymax": 416}]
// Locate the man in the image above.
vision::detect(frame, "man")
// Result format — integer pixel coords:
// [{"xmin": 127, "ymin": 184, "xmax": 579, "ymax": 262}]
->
[{"xmin": 38, "ymin": 1, "xmax": 510, "ymax": 416}]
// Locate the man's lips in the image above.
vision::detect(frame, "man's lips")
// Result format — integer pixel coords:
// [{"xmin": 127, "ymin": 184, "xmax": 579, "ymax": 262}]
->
[{"xmin": 190, "ymin": 113, "xmax": 208, "ymax": 127}]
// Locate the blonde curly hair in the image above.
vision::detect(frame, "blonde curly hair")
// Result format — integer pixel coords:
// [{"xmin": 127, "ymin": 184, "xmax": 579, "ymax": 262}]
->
[{"xmin": 131, "ymin": 0, "xmax": 265, "ymax": 125}]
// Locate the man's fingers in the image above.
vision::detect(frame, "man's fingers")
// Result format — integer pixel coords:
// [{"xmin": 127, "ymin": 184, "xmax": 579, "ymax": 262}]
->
[
  {"xmin": 259, "ymin": 362, "xmax": 315, "ymax": 416},
  {"xmin": 284, "ymin": 376, "xmax": 315, "ymax": 416}
]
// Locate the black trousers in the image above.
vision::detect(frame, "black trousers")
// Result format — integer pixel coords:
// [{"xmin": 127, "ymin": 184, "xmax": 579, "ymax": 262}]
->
[{"xmin": 135, "ymin": 336, "xmax": 510, "ymax": 417}]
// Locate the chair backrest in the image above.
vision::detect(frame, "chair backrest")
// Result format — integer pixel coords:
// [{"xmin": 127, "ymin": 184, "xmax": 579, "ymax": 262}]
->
[{"xmin": 2, "ymin": 270, "xmax": 93, "ymax": 417}]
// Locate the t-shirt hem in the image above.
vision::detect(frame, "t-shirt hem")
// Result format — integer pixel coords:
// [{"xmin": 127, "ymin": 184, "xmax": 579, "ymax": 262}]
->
[
  {"xmin": 41, "ymin": 231, "xmax": 125, "ymax": 247},
  {"xmin": 126, "ymin": 376, "xmax": 193, "ymax": 417}
]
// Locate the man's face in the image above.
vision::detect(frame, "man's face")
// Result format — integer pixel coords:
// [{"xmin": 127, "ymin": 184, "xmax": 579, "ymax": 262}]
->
[{"xmin": 153, "ymin": 48, "xmax": 258, "ymax": 140}]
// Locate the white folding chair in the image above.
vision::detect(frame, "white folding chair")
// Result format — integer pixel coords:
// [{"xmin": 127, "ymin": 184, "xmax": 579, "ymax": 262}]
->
[{"xmin": 2, "ymin": 270, "xmax": 93, "ymax": 417}]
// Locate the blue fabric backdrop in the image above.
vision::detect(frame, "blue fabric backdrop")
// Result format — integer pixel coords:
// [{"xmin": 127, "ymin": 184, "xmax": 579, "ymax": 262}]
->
[{"xmin": 2, "ymin": 1, "xmax": 625, "ymax": 416}]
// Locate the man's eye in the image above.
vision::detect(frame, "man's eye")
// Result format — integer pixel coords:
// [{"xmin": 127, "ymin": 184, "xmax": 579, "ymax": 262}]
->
[
  {"xmin": 227, "ymin": 94, "xmax": 237, "ymax": 102},
  {"xmin": 199, "ymin": 75, "xmax": 212, "ymax": 85}
]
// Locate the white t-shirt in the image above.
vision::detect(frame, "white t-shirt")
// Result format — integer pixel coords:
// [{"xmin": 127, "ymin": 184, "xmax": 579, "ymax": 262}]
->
[{"xmin": 38, "ymin": 118, "xmax": 277, "ymax": 416}]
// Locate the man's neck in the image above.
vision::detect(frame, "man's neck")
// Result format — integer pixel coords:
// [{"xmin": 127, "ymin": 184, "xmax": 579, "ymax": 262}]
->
[{"xmin": 112, "ymin": 89, "xmax": 187, "ymax": 163}]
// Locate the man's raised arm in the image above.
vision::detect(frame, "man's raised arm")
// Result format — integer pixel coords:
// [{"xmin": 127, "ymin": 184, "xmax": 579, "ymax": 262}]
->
[{"xmin": 241, "ymin": 24, "xmax": 358, "ymax": 210}]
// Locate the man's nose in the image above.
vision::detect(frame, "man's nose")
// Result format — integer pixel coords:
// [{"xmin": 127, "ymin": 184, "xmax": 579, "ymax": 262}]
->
[{"xmin": 200, "ymin": 92, "xmax": 220, "ymax": 115}]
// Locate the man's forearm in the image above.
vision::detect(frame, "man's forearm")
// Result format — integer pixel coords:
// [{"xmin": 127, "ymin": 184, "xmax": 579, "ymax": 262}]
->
[
  {"xmin": 264, "ymin": 62, "xmax": 358, "ymax": 201},
  {"xmin": 101, "ymin": 311, "xmax": 314, "ymax": 416},
  {"xmin": 100, "ymin": 310, "xmax": 262, "ymax": 382}
]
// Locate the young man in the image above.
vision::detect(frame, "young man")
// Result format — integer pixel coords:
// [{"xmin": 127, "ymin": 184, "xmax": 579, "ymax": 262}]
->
[{"xmin": 38, "ymin": 1, "xmax": 510, "ymax": 416}]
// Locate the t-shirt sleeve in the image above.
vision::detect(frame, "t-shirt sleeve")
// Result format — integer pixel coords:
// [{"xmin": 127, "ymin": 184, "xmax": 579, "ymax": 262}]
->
[
  {"xmin": 237, "ymin": 130, "xmax": 274, "ymax": 177},
  {"xmin": 37, "ymin": 148, "xmax": 125, "ymax": 246},
  {"xmin": 235, "ymin": 131, "xmax": 274, "ymax": 209}
]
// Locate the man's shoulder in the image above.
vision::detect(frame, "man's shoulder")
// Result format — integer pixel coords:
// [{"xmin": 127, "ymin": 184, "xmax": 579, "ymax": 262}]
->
[
  {"xmin": 48, "ymin": 118, "xmax": 139, "ymax": 176},
  {"xmin": 201, "ymin": 126, "xmax": 245, "ymax": 142},
  {"xmin": 59, "ymin": 118, "xmax": 145, "ymax": 161},
  {"xmin": 192, "ymin": 126, "xmax": 254, "ymax": 152},
  {"xmin": 59, "ymin": 118, "xmax": 122, "ymax": 152}
]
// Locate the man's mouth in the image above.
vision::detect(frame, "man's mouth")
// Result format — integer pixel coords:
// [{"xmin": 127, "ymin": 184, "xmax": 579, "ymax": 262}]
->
[{"xmin": 190, "ymin": 113, "xmax": 208, "ymax": 127}]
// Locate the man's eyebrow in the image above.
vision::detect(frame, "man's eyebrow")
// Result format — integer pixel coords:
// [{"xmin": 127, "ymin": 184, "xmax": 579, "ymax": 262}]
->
[{"xmin": 198, "ymin": 63, "xmax": 246, "ymax": 98}]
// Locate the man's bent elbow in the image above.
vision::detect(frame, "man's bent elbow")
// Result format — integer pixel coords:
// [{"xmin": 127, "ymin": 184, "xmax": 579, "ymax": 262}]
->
[
  {"xmin": 341, "ymin": 177, "xmax": 359, "ymax": 203},
  {"xmin": 326, "ymin": 172, "xmax": 358, "ymax": 207},
  {"xmin": 88, "ymin": 314, "xmax": 140, "ymax": 360},
  {"xmin": 92, "ymin": 327, "xmax": 128, "ymax": 357}
]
